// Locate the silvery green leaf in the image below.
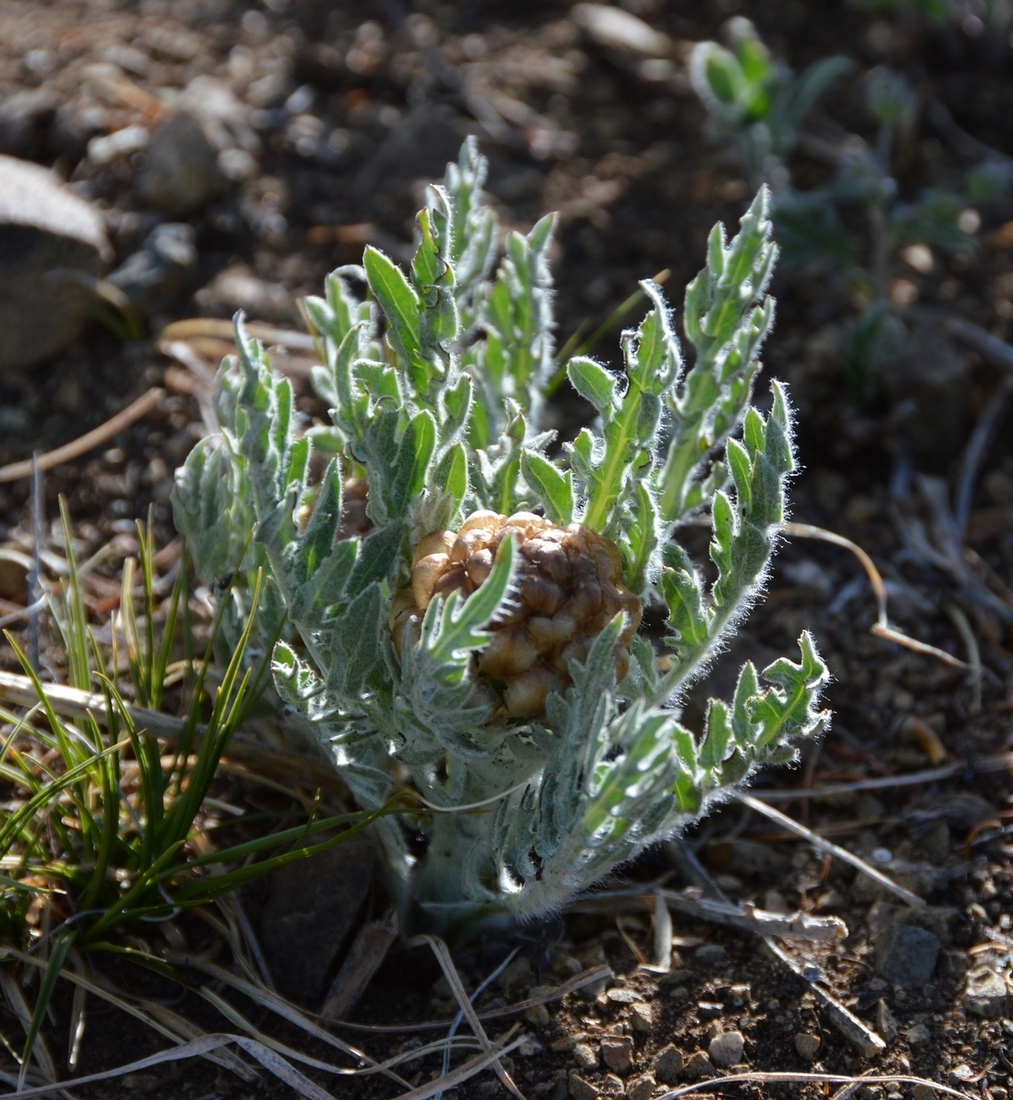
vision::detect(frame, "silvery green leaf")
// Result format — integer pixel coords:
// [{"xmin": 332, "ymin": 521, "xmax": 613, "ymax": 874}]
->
[{"xmin": 520, "ymin": 450, "xmax": 574, "ymax": 525}]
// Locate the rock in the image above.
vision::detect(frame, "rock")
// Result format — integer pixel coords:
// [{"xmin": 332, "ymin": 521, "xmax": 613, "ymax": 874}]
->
[
  {"xmin": 874, "ymin": 922, "xmax": 940, "ymax": 986},
  {"xmin": 353, "ymin": 103, "xmax": 464, "ymax": 220},
  {"xmin": 0, "ymin": 155, "xmax": 111, "ymax": 370},
  {"xmin": 695, "ymin": 943, "xmax": 728, "ymax": 965},
  {"xmin": 250, "ymin": 832, "xmax": 376, "ymax": 1005},
  {"xmin": 567, "ymin": 1072, "xmax": 597, "ymax": 1100},
  {"xmin": 962, "ymin": 964, "xmax": 1010, "ymax": 1018},
  {"xmin": 653, "ymin": 1043, "xmax": 683, "ymax": 1084},
  {"xmin": 107, "ymin": 222, "xmax": 197, "ymax": 315},
  {"xmin": 573, "ymin": 3, "xmax": 671, "ymax": 56},
  {"xmin": 600, "ymin": 1035, "xmax": 634, "ymax": 1074},
  {"xmin": 794, "ymin": 1032, "xmax": 821, "ymax": 1061},
  {"xmin": 0, "ymin": 88, "xmax": 59, "ymax": 157},
  {"xmin": 627, "ymin": 1074, "xmax": 655, "ymax": 1100},
  {"xmin": 573, "ymin": 1043, "xmax": 598, "ymax": 1071},
  {"xmin": 87, "ymin": 124, "xmax": 150, "ymax": 166},
  {"xmin": 137, "ymin": 111, "xmax": 228, "ymax": 216},
  {"xmin": 630, "ymin": 1003, "xmax": 653, "ymax": 1032},
  {"xmin": 905, "ymin": 1023, "xmax": 931, "ymax": 1045},
  {"xmin": 196, "ymin": 263, "xmax": 295, "ymax": 323},
  {"xmin": 707, "ymin": 1030, "xmax": 745, "ymax": 1068},
  {"xmin": 682, "ymin": 1050, "xmax": 716, "ymax": 1081}
]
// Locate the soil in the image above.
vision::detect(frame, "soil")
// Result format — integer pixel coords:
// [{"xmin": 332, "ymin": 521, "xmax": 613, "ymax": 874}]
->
[{"xmin": 1, "ymin": 2, "xmax": 1012, "ymax": 1099}]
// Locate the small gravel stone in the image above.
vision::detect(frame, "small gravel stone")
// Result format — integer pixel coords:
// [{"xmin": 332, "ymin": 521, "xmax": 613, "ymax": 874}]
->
[
  {"xmin": 627, "ymin": 1073, "xmax": 655, "ymax": 1100},
  {"xmin": 606, "ymin": 988, "xmax": 638, "ymax": 1004},
  {"xmin": 905, "ymin": 1023, "xmax": 931, "ymax": 1045},
  {"xmin": 682, "ymin": 1050, "xmax": 716, "ymax": 1081},
  {"xmin": 573, "ymin": 1043, "xmax": 598, "ymax": 1070},
  {"xmin": 601, "ymin": 1074, "xmax": 624, "ymax": 1096},
  {"xmin": 568, "ymin": 1072, "xmax": 597, "ymax": 1100},
  {"xmin": 601, "ymin": 1034, "xmax": 634, "ymax": 1074},
  {"xmin": 630, "ymin": 1002, "xmax": 653, "ymax": 1032},
  {"xmin": 962, "ymin": 964, "xmax": 1009, "ymax": 1018},
  {"xmin": 708, "ymin": 1030, "xmax": 744, "ymax": 1068},
  {"xmin": 874, "ymin": 923, "xmax": 940, "ymax": 986},
  {"xmin": 524, "ymin": 1004, "xmax": 550, "ymax": 1028},
  {"xmin": 695, "ymin": 943, "xmax": 727, "ymax": 965},
  {"xmin": 653, "ymin": 1043, "xmax": 683, "ymax": 1084},
  {"xmin": 794, "ymin": 1032, "xmax": 821, "ymax": 1061},
  {"xmin": 697, "ymin": 1000, "xmax": 724, "ymax": 1019}
]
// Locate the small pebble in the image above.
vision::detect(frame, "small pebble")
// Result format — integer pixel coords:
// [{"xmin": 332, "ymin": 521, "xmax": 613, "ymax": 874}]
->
[
  {"xmin": 697, "ymin": 1000, "xmax": 724, "ymax": 1019},
  {"xmin": 905, "ymin": 1023, "xmax": 931, "ymax": 1045},
  {"xmin": 630, "ymin": 1002, "xmax": 653, "ymax": 1032},
  {"xmin": 794, "ymin": 1032, "xmax": 821, "ymax": 1061},
  {"xmin": 962, "ymin": 964, "xmax": 1010, "ymax": 1018},
  {"xmin": 525, "ymin": 1004, "xmax": 550, "ymax": 1028},
  {"xmin": 573, "ymin": 1043, "xmax": 598, "ymax": 1070},
  {"xmin": 682, "ymin": 1050, "xmax": 716, "ymax": 1081},
  {"xmin": 606, "ymin": 988, "xmax": 638, "ymax": 1004},
  {"xmin": 695, "ymin": 943, "xmax": 728, "ymax": 965},
  {"xmin": 653, "ymin": 1043, "xmax": 683, "ymax": 1084},
  {"xmin": 627, "ymin": 1073, "xmax": 655, "ymax": 1100},
  {"xmin": 708, "ymin": 1030, "xmax": 744, "ymax": 1068},
  {"xmin": 568, "ymin": 1072, "xmax": 596, "ymax": 1100},
  {"xmin": 601, "ymin": 1074, "xmax": 624, "ymax": 1095},
  {"xmin": 601, "ymin": 1034, "xmax": 634, "ymax": 1074}
]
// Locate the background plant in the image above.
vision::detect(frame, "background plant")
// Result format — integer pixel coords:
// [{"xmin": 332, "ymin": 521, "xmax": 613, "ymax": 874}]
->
[
  {"xmin": 0, "ymin": 504, "xmax": 386, "ymax": 1088},
  {"xmin": 175, "ymin": 140, "xmax": 829, "ymax": 939},
  {"xmin": 692, "ymin": 16, "xmax": 1006, "ymax": 397}
]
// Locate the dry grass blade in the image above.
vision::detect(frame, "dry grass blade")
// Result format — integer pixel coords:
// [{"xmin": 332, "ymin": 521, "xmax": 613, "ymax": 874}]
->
[
  {"xmin": 0, "ymin": 970, "xmax": 57, "ymax": 1086},
  {"xmin": 388, "ymin": 1028, "xmax": 526, "ymax": 1100},
  {"xmin": 0, "ymin": 668, "xmax": 347, "ymax": 792},
  {"xmin": 2, "ymin": 948, "xmax": 256, "ymax": 1081},
  {"xmin": 734, "ymin": 792, "xmax": 926, "ymax": 908},
  {"xmin": 0, "ymin": 389, "xmax": 164, "ymax": 484},
  {"xmin": 783, "ymin": 521, "xmax": 972, "ymax": 670},
  {"xmin": 411, "ymin": 935, "xmax": 526, "ymax": 1100},
  {"xmin": 172, "ymin": 955, "xmax": 399, "ymax": 1078},
  {"xmin": 0, "ymin": 1033, "xmax": 344, "ymax": 1100},
  {"xmin": 656, "ymin": 1070, "xmax": 973, "ymax": 1099},
  {"xmin": 317, "ymin": 963, "xmax": 613, "ymax": 1034}
]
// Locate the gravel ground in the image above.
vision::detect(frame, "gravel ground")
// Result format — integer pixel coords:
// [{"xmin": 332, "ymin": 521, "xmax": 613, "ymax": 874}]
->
[{"xmin": 0, "ymin": 2, "xmax": 1011, "ymax": 1098}]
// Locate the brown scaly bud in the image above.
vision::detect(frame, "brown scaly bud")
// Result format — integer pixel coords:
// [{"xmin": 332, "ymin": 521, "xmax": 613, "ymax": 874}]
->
[{"xmin": 390, "ymin": 510, "xmax": 643, "ymax": 718}]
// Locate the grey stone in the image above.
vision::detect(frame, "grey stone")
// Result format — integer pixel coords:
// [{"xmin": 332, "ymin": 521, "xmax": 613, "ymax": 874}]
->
[
  {"xmin": 567, "ymin": 1072, "xmax": 597, "ymax": 1100},
  {"xmin": 962, "ymin": 964, "xmax": 1010, "ymax": 1018},
  {"xmin": 600, "ymin": 1034, "xmax": 634, "ymax": 1074},
  {"xmin": 630, "ymin": 1002, "xmax": 653, "ymax": 1032},
  {"xmin": 0, "ymin": 88, "xmax": 58, "ymax": 157},
  {"xmin": 572, "ymin": 3, "xmax": 671, "ymax": 56},
  {"xmin": 251, "ymin": 832, "xmax": 376, "ymax": 1004},
  {"xmin": 573, "ymin": 1043, "xmax": 598, "ymax": 1070},
  {"xmin": 874, "ymin": 922, "xmax": 940, "ymax": 986},
  {"xmin": 626, "ymin": 1075, "xmax": 655, "ymax": 1100},
  {"xmin": 707, "ymin": 1030, "xmax": 744, "ymax": 1068},
  {"xmin": 794, "ymin": 1032, "xmax": 821, "ymax": 1061},
  {"xmin": 905, "ymin": 1023, "xmax": 931, "ymax": 1045},
  {"xmin": 138, "ymin": 111, "xmax": 228, "ymax": 216},
  {"xmin": 694, "ymin": 943, "xmax": 728, "ymax": 965},
  {"xmin": 682, "ymin": 1050, "xmax": 715, "ymax": 1081},
  {"xmin": 107, "ymin": 222, "xmax": 197, "ymax": 315},
  {"xmin": 653, "ymin": 1043, "xmax": 683, "ymax": 1084},
  {"xmin": 0, "ymin": 155, "xmax": 111, "ymax": 370}
]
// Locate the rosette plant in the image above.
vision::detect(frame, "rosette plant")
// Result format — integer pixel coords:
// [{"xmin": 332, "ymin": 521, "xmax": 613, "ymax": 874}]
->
[{"xmin": 174, "ymin": 140, "xmax": 828, "ymax": 938}]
